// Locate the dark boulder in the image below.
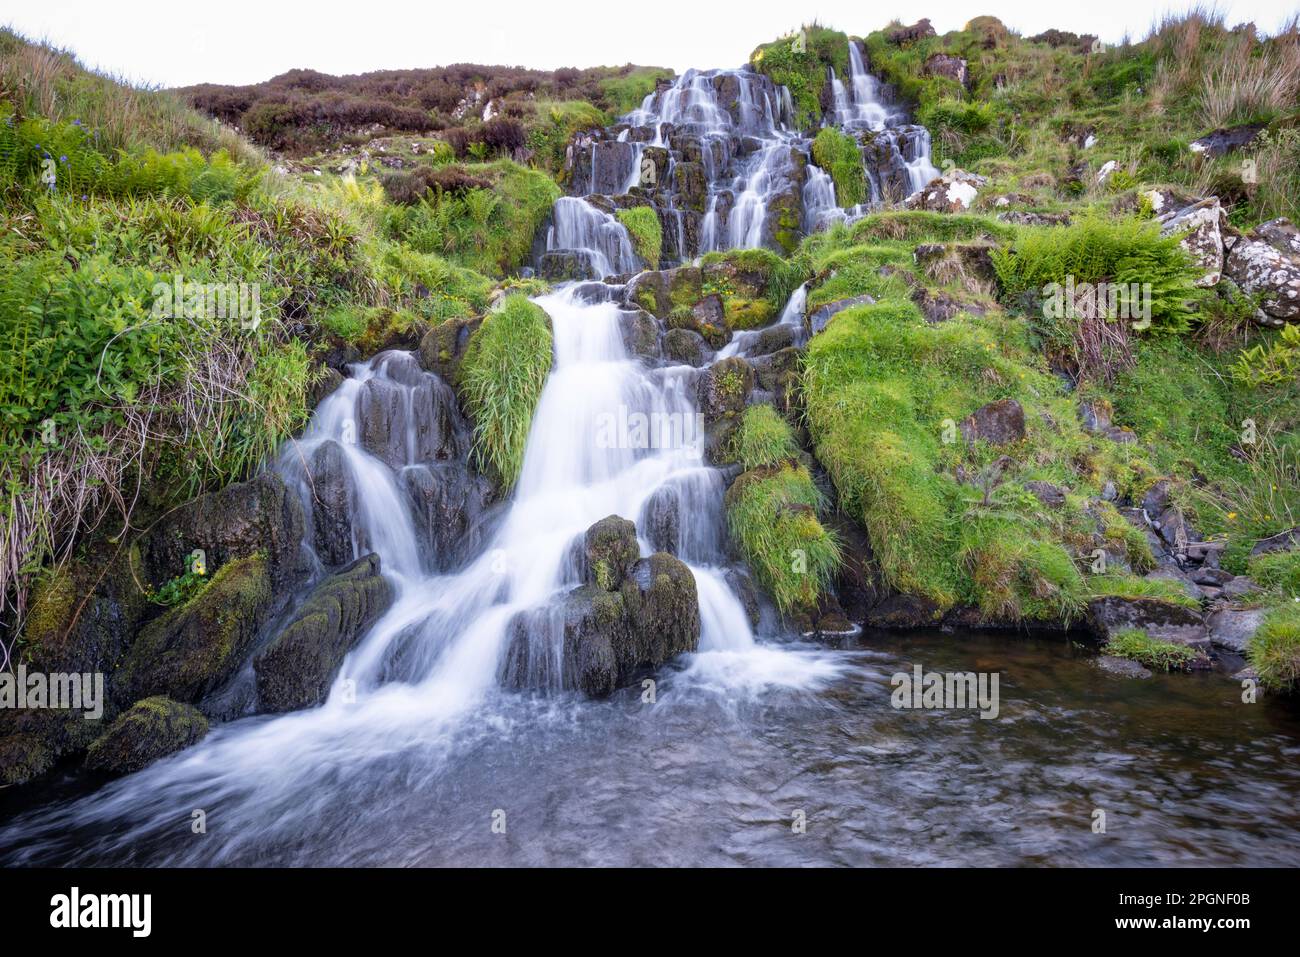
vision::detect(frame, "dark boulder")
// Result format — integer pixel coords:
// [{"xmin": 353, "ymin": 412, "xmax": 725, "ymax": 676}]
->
[
  {"xmin": 116, "ymin": 555, "xmax": 274, "ymax": 706},
  {"xmin": 960, "ymin": 398, "xmax": 1026, "ymax": 446},
  {"xmin": 1086, "ymin": 595, "xmax": 1208, "ymax": 649},
  {"xmin": 254, "ymin": 554, "xmax": 394, "ymax": 713},
  {"xmin": 619, "ymin": 308, "xmax": 661, "ymax": 362},
  {"xmin": 308, "ymin": 440, "xmax": 358, "ymax": 566},
  {"xmin": 663, "ymin": 327, "xmax": 709, "ymax": 366},
  {"xmin": 1190, "ymin": 123, "xmax": 1264, "ymax": 158},
  {"xmin": 697, "ymin": 356, "xmax": 754, "ymax": 420},
  {"xmin": 140, "ymin": 472, "xmax": 307, "ymax": 596},
  {"xmin": 84, "ymin": 696, "xmax": 209, "ymax": 776}
]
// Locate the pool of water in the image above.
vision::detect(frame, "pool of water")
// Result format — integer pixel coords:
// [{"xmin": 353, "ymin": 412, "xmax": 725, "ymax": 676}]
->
[{"xmin": 3, "ymin": 629, "xmax": 1298, "ymax": 867}]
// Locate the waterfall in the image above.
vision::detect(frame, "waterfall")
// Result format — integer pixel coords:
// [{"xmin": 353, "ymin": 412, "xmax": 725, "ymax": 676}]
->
[
  {"xmin": 564, "ymin": 43, "xmax": 943, "ymax": 257},
  {"xmin": 541, "ymin": 196, "xmax": 641, "ymax": 279}
]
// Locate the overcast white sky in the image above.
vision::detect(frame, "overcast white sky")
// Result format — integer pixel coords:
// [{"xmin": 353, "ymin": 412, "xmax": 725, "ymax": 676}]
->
[{"xmin": 5, "ymin": 0, "xmax": 1297, "ymax": 88}]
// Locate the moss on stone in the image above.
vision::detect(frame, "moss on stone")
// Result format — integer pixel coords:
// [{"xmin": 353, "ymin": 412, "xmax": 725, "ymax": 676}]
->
[
  {"xmin": 84, "ymin": 696, "xmax": 209, "ymax": 776},
  {"xmin": 118, "ymin": 554, "xmax": 273, "ymax": 704},
  {"xmin": 724, "ymin": 297, "xmax": 778, "ymax": 330}
]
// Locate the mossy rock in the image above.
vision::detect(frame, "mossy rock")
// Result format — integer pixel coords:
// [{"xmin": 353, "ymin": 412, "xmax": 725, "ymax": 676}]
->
[
  {"xmin": 663, "ymin": 327, "xmax": 709, "ymax": 366},
  {"xmin": 84, "ymin": 696, "xmax": 209, "ymax": 776},
  {"xmin": 583, "ymin": 515, "xmax": 641, "ymax": 591},
  {"xmin": 254, "ymin": 554, "xmax": 394, "ymax": 713},
  {"xmin": 19, "ymin": 541, "xmax": 152, "ymax": 681},
  {"xmin": 0, "ymin": 732, "xmax": 55, "ymax": 787},
  {"xmin": 698, "ymin": 356, "xmax": 755, "ymax": 420},
  {"xmin": 117, "ymin": 555, "xmax": 274, "ymax": 705},
  {"xmin": 627, "ymin": 266, "xmax": 703, "ymax": 319},
  {"xmin": 667, "ymin": 293, "xmax": 730, "ymax": 349},
  {"xmin": 418, "ymin": 315, "xmax": 483, "ymax": 381},
  {"xmin": 140, "ymin": 472, "xmax": 307, "ymax": 598},
  {"xmin": 617, "ymin": 552, "xmax": 701, "ymax": 672},
  {"xmin": 702, "ymin": 249, "xmax": 783, "ymax": 299},
  {"xmin": 724, "ymin": 297, "xmax": 778, "ymax": 330}
]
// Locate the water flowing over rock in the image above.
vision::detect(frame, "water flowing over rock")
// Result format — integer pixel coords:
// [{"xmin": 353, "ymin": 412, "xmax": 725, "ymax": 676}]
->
[{"xmin": 545, "ymin": 42, "xmax": 940, "ymax": 266}]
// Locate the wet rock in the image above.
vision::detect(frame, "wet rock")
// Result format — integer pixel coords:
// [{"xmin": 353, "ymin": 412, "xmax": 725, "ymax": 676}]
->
[
  {"xmin": 84, "ymin": 697, "xmax": 208, "ymax": 776},
  {"xmin": 538, "ymin": 250, "xmax": 589, "ymax": 282},
  {"xmin": 1206, "ymin": 607, "xmax": 1264, "ymax": 654},
  {"xmin": 697, "ymin": 356, "xmax": 754, "ymax": 420},
  {"xmin": 410, "ymin": 376, "xmax": 464, "ymax": 463},
  {"xmin": 1157, "ymin": 197, "xmax": 1226, "ymax": 287},
  {"xmin": 583, "ymin": 515, "xmax": 641, "ymax": 590},
  {"xmin": 254, "ymin": 554, "xmax": 394, "ymax": 713},
  {"xmin": 806, "ymin": 295, "xmax": 874, "ymax": 337},
  {"xmin": 673, "ymin": 161, "xmax": 709, "ymax": 213},
  {"xmin": 1095, "ymin": 656, "xmax": 1152, "ymax": 679},
  {"xmin": 640, "ymin": 487, "xmax": 680, "ymax": 555},
  {"xmin": 725, "ymin": 567, "xmax": 762, "ymax": 629},
  {"xmin": 960, "ymin": 399, "xmax": 1026, "ymax": 446},
  {"xmin": 141, "ymin": 472, "xmax": 307, "ymax": 597},
  {"xmin": 663, "ymin": 327, "xmax": 709, "ymax": 366},
  {"xmin": 552, "ymin": 552, "xmax": 701, "ymax": 698},
  {"xmin": 308, "ymin": 367, "xmax": 345, "ymax": 409},
  {"xmin": 117, "ymin": 555, "xmax": 274, "ymax": 706},
  {"xmin": 1087, "ymin": 595, "xmax": 1208, "ymax": 648},
  {"xmin": 307, "ymin": 440, "xmax": 357, "ymax": 567},
  {"xmin": 402, "ymin": 463, "xmax": 494, "ymax": 572},
  {"xmin": 357, "ymin": 376, "xmax": 411, "ymax": 469},
  {"xmin": 618, "ymin": 553, "xmax": 701, "ymax": 673},
  {"xmin": 754, "ymin": 323, "xmax": 797, "ymax": 355},
  {"xmin": 619, "ymin": 308, "xmax": 661, "ymax": 361}
]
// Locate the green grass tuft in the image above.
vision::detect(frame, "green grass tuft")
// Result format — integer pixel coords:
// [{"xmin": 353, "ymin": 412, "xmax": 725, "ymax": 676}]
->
[
  {"xmin": 615, "ymin": 206, "xmax": 662, "ymax": 268},
  {"xmin": 457, "ymin": 295, "xmax": 554, "ymax": 490},
  {"xmin": 726, "ymin": 463, "xmax": 840, "ymax": 614},
  {"xmin": 1104, "ymin": 628, "xmax": 1197, "ymax": 671}
]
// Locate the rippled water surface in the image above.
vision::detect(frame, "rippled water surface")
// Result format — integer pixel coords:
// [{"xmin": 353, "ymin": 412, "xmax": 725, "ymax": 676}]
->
[{"xmin": 4, "ymin": 630, "xmax": 1298, "ymax": 867}]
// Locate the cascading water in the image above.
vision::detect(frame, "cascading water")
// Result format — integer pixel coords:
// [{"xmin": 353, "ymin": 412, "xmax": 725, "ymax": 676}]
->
[
  {"xmin": 0, "ymin": 41, "xmax": 944, "ymax": 868},
  {"xmin": 0, "ymin": 235, "xmax": 840, "ymax": 865},
  {"xmin": 562, "ymin": 41, "xmax": 942, "ymax": 261}
]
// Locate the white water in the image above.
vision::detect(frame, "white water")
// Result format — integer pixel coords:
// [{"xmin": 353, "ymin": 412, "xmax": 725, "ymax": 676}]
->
[
  {"xmin": 543, "ymin": 196, "xmax": 641, "ymax": 278},
  {"xmin": 0, "ymin": 275, "xmax": 841, "ymax": 863}
]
